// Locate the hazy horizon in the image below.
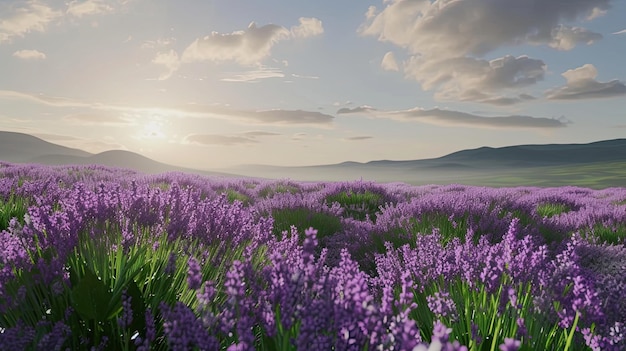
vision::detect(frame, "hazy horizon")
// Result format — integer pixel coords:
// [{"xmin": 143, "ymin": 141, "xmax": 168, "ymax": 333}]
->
[{"xmin": 1, "ymin": 0, "xmax": 625, "ymax": 169}]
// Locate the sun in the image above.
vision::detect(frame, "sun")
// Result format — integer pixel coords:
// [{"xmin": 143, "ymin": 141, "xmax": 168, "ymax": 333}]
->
[{"xmin": 139, "ymin": 119, "xmax": 167, "ymax": 140}]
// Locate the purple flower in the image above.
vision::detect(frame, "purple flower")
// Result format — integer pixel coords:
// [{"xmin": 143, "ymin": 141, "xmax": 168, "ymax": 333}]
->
[
  {"xmin": 117, "ymin": 289, "xmax": 133, "ymax": 329},
  {"xmin": 427, "ymin": 292, "xmax": 458, "ymax": 321},
  {"xmin": 499, "ymin": 338, "xmax": 521, "ymax": 351},
  {"xmin": 187, "ymin": 256, "xmax": 202, "ymax": 290}
]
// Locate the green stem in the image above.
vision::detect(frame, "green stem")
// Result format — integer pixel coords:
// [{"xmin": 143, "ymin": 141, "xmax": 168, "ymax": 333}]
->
[{"xmin": 564, "ymin": 311, "xmax": 580, "ymax": 351}]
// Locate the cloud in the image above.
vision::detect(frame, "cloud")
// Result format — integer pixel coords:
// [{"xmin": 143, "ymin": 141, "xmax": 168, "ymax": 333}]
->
[
  {"xmin": 66, "ymin": 0, "xmax": 114, "ymax": 18},
  {"xmin": 241, "ymin": 131, "xmax": 281, "ymax": 137},
  {"xmin": 291, "ymin": 73, "xmax": 319, "ymax": 79},
  {"xmin": 360, "ymin": 0, "xmax": 609, "ymax": 103},
  {"xmin": 0, "ymin": 90, "xmax": 90, "ymax": 107},
  {"xmin": 152, "ymin": 50, "xmax": 180, "ymax": 80},
  {"xmin": 221, "ymin": 67, "xmax": 284, "ymax": 82},
  {"xmin": 12, "ymin": 49, "xmax": 46, "ymax": 60},
  {"xmin": 290, "ymin": 17, "xmax": 324, "ymax": 38},
  {"xmin": 545, "ymin": 64, "xmax": 626, "ymax": 100},
  {"xmin": 181, "ymin": 22, "xmax": 290, "ymax": 66},
  {"xmin": 63, "ymin": 113, "xmax": 135, "ymax": 126},
  {"xmin": 613, "ymin": 29, "xmax": 626, "ymax": 35},
  {"xmin": 0, "ymin": 89, "xmax": 334, "ymax": 127},
  {"xmin": 388, "ymin": 108, "xmax": 568, "ymax": 129},
  {"xmin": 381, "ymin": 51, "xmax": 399, "ymax": 71},
  {"xmin": 181, "ymin": 18, "xmax": 322, "ymax": 66},
  {"xmin": 404, "ymin": 54, "xmax": 546, "ymax": 104},
  {"xmin": 250, "ymin": 109, "xmax": 334, "ymax": 125},
  {"xmin": 336, "ymin": 105, "xmax": 377, "ymax": 114},
  {"xmin": 0, "ymin": 1, "xmax": 62, "ymax": 43},
  {"xmin": 141, "ymin": 37, "xmax": 175, "ymax": 49},
  {"xmin": 546, "ymin": 25, "xmax": 602, "ymax": 50},
  {"xmin": 361, "ymin": 0, "xmax": 607, "ymax": 57},
  {"xmin": 339, "ymin": 104, "xmax": 567, "ymax": 129},
  {"xmin": 184, "ymin": 134, "xmax": 259, "ymax": 146},
  {"xmin": 345, "ymin": 136, "xmax": 373, "ymax": 141},
  {"xmin": 178, "ymin": 104, "xmax": 334, "ymax": 126}
]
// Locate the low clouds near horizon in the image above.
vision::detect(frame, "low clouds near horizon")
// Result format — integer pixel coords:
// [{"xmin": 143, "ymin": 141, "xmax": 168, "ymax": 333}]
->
[{"xmin": 338, "ymin": 106, "xmax": 568, "ymax": 129}]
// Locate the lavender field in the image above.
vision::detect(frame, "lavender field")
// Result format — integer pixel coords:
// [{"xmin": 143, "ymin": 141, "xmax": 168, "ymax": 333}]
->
[{"xmin": 1, "ymin": 162, "xmax": 625, "ymax": 350}]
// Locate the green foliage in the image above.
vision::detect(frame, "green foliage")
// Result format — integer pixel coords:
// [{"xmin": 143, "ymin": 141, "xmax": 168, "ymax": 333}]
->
[
  {"xmin": 582, "ymin": 224, "xmax": 626, "ymax": 245},
  {"xmin": 224, "ymin": 189, "xmax": 251, "ymax": 205},
  {"xmin": 271, "ymin": 207, "xmax": 342, "ymax": 241},
  {"xmin": 258, "ymin": 183, "xmax": 300, "ymax": 198},
  {"xmin": 410, "ymin": 276, "xmax": 573, "ymax": 351},
  {"xmin": 0, "ymin": 209, "xmax": 253, "ymax": 350},
  {"xmin": 536, "ymin": 203, "xmax": 571, "ymax": 218},
  {"xmin": 0, "ymin": 194, "xmax": 29, "ymax": 231},
  {"xmin": 325, "ymin": 190, "xmax": 384, "ymax": 221}
]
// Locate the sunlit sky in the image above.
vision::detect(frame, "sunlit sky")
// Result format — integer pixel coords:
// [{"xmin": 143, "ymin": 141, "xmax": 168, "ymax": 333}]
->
[{"xmin": 1, "ymin": 0, "xmax": 625, "ymax": 169}]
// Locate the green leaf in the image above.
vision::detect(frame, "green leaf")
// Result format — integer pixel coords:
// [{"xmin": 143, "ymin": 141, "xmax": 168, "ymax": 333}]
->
[
  {"xmin": 126, "ymin": 280, "xmax": 147, "ymax": 334},
  {"xmin": 70, "ymin": 268, "xmax": 112, "ymax": 321}
]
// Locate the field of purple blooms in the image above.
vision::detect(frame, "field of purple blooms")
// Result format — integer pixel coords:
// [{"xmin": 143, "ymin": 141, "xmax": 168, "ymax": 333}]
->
[{"xmin": 0, "ymin": 162, "xmax": 625, "ymax": 350}]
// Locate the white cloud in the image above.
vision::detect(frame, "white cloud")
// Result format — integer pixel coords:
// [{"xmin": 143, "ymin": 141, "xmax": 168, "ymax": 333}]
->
[
  {"xmin": 12, "ymin": 49, "xmax": 46, "ymax": 60},
  {"xmin": 290, "ymin": 17, "xmax": 324, "ymax": 38},
  {"xmin": 63, "ymin": 113, "xmax": 135, "ymax": 126},
  {"xmin": 141, "ymin": 37, "xmax": 175, "ymax": 49},
  {"xmin": 546, "ymin": 64, "xmax": 626, "ymax": 100},
  {"xmin": 0, "ymin": 1, "xmax": 62, "ymax": 44},
  {"xmin": 291, "ymin": 73, "xmax": 319, "ymax": 79},
  {"xmin": 152, "ymin": 50, "xmax": 180, "ymax": 80},
  {"xmin": 381, "ymin": 51, "xmax": 399, "ymax": 71},
  {"xmin": 221, "ymin": 67, "xmax": 284, "ymax": 82},
  {"xmin": 336, "ymin": 105, "xmax": 377, "ymax": 114},
  {"xmin": 546, "ymin": 25, "xmax": 602, "ymax": 50},
  {"xmin": 360, "ymin": 0, "xmax": 609, "ymax": 104},
  {"xmin": 613, "ymin": 29, "xmax": 626, "ymax": 35},
  {"xmin": 181, "ymin": 18, "xmax": 322, "ymax": 66},
  {"xmin": 66, "ymin": 0, "xmax": 114, "ymax": 18},
  {"xmin": 181, "ymin": 22, "xmax": 290, "ymax": 66}
]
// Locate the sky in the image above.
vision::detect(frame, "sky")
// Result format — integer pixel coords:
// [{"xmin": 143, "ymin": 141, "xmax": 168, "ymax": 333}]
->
[{"xmin": 1, "ymin": 0, "xmax": 625, "ymax": 170}]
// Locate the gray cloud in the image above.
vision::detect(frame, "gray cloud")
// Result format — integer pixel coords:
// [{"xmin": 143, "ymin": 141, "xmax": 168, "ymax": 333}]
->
[
  {"xmin": 546, "ymin": 64, "xmax": 626, "ymax": 100},
  {"xmin": 184, "ymin": 134, "xmax": 259, "ymax": 146},
  {"xmin": 340, "ymin": 104, "xmax": 568, "ymax": 129},
  {"xmin": 241, "ymin": 131, "xmax": 281, "ymax": 137},
  {"xmin": 345, "ymin": 136, "xmax": 373, "ymax": 141},
  {"xmin": 404, "ymin": 54, "xmax": 546, "ymax": 104},
  {"xmin": 388, "ymin": 108, "xmax": 568, "ymax": 129},
  {"xmin": 360, "ymin": 0, "xmax": 609, "ymax": 104},
  {"xmin": 336, "ymin": 105, "xmax": 377, "ymax": 114},
  {"xmin": 0, "ymin": 89, "xmax": 334, "ymax": 127}
]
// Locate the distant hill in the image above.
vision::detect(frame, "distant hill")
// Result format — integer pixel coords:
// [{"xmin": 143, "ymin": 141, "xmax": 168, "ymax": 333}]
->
[
  {"xmin": 230, "ymin": 138, "xmax": 626, "ymax": 186},
  {"xmin": 0, "ymin": 131, "xmax": 91, "ymax": 163},
  {"xmin": 0, "ymin": 131, "xmax": 233, "ymax": 177}
]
